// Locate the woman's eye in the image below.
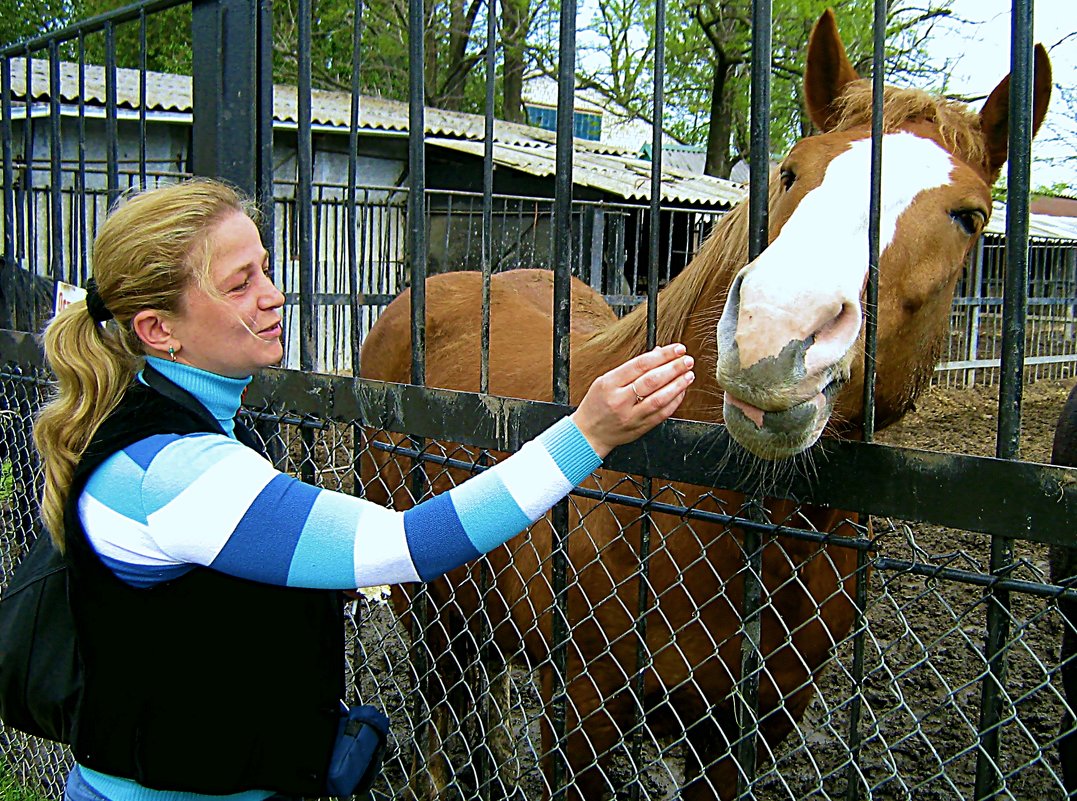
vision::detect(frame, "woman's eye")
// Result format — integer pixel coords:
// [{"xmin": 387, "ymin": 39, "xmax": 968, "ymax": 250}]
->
[
  {"xmin": 779, "ymin": 168, "xmax": 796, "ymax": 191},
  {"xmin": 951, "ymin": 209, "xmax": 985, "ymax": 236}
]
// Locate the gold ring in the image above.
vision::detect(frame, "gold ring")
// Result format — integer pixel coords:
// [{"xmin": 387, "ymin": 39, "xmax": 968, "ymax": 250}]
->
[{"xmin": 631, "ymin": 382, "xmax": 644, "ymax": 404}]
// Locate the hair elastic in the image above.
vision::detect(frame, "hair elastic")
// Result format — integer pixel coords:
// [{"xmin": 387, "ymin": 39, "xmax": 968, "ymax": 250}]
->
[{"xmin": 84, "ymin": 278, "xmax": 113, "ymax": 324}]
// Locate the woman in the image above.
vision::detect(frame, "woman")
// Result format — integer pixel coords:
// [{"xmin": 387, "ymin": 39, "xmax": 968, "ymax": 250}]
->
[{"xmin": 34, "ymin": 178, "xmax": 694, "ymax": 801}]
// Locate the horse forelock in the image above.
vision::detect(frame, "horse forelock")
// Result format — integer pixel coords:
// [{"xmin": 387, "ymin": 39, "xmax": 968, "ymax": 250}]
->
[{"xmin": 831, "ymin": 80, "xmax": 989, "ymax": 176}]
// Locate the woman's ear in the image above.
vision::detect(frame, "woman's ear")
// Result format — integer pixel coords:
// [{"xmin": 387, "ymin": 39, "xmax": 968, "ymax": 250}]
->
[{"xmin": 131, "ymin": 309, "xmax": 176, "ymax": 354}]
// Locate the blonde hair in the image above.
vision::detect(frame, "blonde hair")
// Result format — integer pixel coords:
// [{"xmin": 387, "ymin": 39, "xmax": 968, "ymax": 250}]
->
[{"xmin": 34, "ymin": 178, "xmax": 258, "ymax": 548}]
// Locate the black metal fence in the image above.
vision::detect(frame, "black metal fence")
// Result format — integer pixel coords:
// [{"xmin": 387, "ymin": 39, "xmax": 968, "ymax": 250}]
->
[
  {"xmin": 0, "ymin": 0, "xmax": 1075, "ymax": 799},
  {"xmin": 4, "ymin": 176, "xmax": 1074, "ymax": 379}
]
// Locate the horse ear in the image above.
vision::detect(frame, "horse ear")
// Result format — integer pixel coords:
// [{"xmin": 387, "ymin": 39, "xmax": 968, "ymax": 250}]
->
[
  {"xmin": 804, "ymin": 8, "xmax": 861, "ymax": 132},
  {"xmin": 979, "ymin": 44, "xmax": 1053, "ymax": 180}
]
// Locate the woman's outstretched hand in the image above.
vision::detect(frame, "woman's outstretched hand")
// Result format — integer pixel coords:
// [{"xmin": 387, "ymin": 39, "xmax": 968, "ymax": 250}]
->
[{"xmin": 570, "ymin": 343, "xmax": 695, "ymax": 459}]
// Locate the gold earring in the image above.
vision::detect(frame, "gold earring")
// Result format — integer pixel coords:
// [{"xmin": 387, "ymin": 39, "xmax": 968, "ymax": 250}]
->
[{"xmin": 168, "ymin": 346, "xmax": 177, "ymax": 362}]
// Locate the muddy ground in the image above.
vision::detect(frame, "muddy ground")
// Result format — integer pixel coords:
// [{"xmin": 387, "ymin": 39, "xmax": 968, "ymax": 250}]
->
[
  {"xmin": 770, "ymin": 377, "xmax": 1077, "ymax": 800},
  {"xmin": 366, "ymin": 378, "xmax": 1077, "ymax": 801},
  {"xmin": 4, "ymin": 378, "xmax": 1075, "ymax": 801}
]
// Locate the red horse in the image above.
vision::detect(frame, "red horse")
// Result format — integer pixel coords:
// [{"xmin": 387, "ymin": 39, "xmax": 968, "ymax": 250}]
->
[{"xmin": 360, "ymin": 11, "xmax": 1052, "ymax": 799}]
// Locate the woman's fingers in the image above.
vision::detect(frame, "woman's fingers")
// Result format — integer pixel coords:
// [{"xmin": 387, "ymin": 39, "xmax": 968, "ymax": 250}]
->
[
  {"xmin": 634, "ymin": 368, "xmax": 693, "ymax": 419},
  {"xmin": 571, "ymin": 344, "xmax": 695, "ymax": 457},
  {"xmin": 628, "ymin": 349, "xmax": 695, "ymax": 407},
  {"xmin": 606, "ymin": 343, "xmax": 688, "ymax": 389}
]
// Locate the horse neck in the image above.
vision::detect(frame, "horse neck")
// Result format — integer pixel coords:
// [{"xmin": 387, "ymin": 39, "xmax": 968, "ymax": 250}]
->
[{"xmin": 574, "ymin": 199, "xmax": 753, "ymax": 420}]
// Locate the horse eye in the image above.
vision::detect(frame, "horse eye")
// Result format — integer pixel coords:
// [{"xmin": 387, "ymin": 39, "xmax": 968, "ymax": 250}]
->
[
  {"xmin": 779, "ymin": 169, "xmax": 796, "ymax": 191},
  {"xmin": 951, "ymin": 209, "xmax": 985, "ymax": 236}
]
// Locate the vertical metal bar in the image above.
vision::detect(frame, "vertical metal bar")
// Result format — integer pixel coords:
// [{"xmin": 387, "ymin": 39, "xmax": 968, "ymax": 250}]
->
[
  {"xmin": 104, "ymin": 23, "xmax": 119, "ymax": 206},
  {"xmin": 861, "ymin": 0, "xmax": 885, "ymax": 444},
  {"xmin": 1, "ymin": 57, "xmax": 14, "ymax": 330},
  {"xmin": 551, "ymin": 0, "xmax": 576, "ymax": 403},
  {"xmin": 975, "ymin": 0, "xmax": 1034, "ymax": 796},
  {"xmin": 295, "ymin": 0, "xmax": 316, "ymax": 491},
  {"xmin": 736, "ymin": 0, "xmax": 770, "ymax": 795},
  {"xmin": 138, "ymin": 10, "xmax": 147, "ymax": 187},
  {"xmin": 297, "ymin": 0, "xmax": 314, "ymax": 375},
  {"xmin": 843, "ymin": 4, "xmax": 886, "ymax": 797},
  {"xmin": 629, "ymin": 3, "xmax": 664, "ymax": 799},
  {"xmin": 77, "ymin": 39, "xmax": 87, "ymax": 286},
  {"xmin": 347, "ymin": 0, "xmax": 363, "ymax": 376},
  {"xmin": 476, "ymin": 3, "xmax": 498, "ymax": 796},
  {"xmin": 407, "ymin": 0, "xmax": 426, "ymax": 387},
  {"xmin": 549, "ymin": 0, "xmax": 577, "ymax": 795},
  {"xmin": 965, "ymin": 239, "xmax": 985, "ymax": 387},
  {"xmin": 23, "ymin": 48, "xmax": 37, "ymax": 331},
  {"xmin": 47, "ymin": 41, "xmax": 63, "ymax": 287},
  {"xmin": 480, "ymin": 0, "xmax": 496, "ymax": 396},
  {"xmin": 404, "ymin": 0, "xmax": 432, "ymax": 787},
  {"xmin": 257, "ymin": 0, "xmax": 275, "ymax": 260}
]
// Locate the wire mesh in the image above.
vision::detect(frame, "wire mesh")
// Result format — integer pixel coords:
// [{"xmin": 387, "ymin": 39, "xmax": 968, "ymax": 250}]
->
[{"xmin": 1, "ymin": 358, "xmax": 1073, "ymax": 800}]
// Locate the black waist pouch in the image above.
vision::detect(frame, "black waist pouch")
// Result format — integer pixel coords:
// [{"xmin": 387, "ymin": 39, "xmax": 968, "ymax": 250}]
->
[{"xmin": 326, "ymin": 704, "xmax": 389, "ymax": 797}]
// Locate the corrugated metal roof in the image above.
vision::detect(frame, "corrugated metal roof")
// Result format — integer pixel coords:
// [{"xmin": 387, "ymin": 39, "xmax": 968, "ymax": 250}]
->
[
  {"xmin": 7, "ymin": 59, "xmax": 636, "ymax": 154},
  {"xmin": 427, "ymin": 137, "xmax": 745, "ymax": 207},
  {"xmin": 6, "ymin": 60, "xmax": 1075, "ymax": 227},
  {"xmin": 7, "ymin": 58, "xmax": 741, "ymax": 206},
  {"xmin": 987, "ymin": 201, "xmax": 1077, "ymax": 241}
]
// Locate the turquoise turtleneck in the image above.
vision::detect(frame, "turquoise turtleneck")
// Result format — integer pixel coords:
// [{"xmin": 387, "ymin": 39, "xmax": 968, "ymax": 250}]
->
[{"xmin": 140, "ymin": 357, "xmax": 252, "ymax": 438}]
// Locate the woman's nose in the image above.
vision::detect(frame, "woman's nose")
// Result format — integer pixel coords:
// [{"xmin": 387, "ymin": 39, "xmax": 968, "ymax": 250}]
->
[{"xmin": 259, "ymin": 273, "xmax": 285, "ymax": 308}]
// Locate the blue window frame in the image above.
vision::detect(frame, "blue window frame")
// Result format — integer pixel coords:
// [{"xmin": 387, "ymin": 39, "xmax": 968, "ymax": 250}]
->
[{"xmin": 526, "ymin": 105, "xmax": 602, "ymax": 141}]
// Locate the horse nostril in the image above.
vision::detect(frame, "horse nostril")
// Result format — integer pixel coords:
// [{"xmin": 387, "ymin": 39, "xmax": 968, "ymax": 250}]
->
[{"xmin": 804, "ymin": 302, "xmax": 861, "ymax": 376}]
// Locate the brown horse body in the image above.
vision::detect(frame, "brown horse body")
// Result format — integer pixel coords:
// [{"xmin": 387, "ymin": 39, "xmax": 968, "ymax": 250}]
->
[{"xmin": 360, "ymin": 12, "xmax": 1051, "ymax": 799}]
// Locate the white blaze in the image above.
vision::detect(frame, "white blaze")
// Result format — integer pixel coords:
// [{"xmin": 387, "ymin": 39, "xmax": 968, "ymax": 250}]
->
[{"xmin": 731, "ymin": 132, "xmax": 957, "ymax": 370}]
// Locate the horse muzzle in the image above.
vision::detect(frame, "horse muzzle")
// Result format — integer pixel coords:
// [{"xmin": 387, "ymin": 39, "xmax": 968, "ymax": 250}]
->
[{"xmin": 721, "ymin": 378, "xmax": 844, "ymax": 459}]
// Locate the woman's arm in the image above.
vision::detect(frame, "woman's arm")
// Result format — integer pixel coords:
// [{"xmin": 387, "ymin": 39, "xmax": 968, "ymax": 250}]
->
[{"xmin": 80, "ymin": 345, "xmax": 694, "ymax": 589}]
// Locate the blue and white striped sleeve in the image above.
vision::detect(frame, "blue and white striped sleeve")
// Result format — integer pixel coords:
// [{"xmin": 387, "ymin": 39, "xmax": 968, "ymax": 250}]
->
[{"xmin": 80, "ymin": 417, "xmax": 601, "ymax": 589}]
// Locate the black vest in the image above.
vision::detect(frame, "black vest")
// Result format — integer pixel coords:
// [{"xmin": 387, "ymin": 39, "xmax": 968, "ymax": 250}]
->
[{"xmin": 63, "ymin": 367, "xmax": 344, "ymax": 796}]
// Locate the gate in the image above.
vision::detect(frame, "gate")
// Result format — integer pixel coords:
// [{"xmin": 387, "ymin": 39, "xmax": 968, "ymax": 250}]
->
[{"xmin": 0, "ymin": 0, "xmax": 1075, "ymax": 799}]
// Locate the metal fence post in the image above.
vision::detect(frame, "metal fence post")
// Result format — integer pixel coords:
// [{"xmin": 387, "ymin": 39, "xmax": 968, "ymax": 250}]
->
[{"xmin": 190, "ymin": 0, "xmax": 267, "ymax": 198}]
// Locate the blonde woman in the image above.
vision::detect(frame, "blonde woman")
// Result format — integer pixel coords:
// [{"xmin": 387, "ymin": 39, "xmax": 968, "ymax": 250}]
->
[{"xmin": 34, "ymin": 178, "xmax": 695, "ymax": 801}]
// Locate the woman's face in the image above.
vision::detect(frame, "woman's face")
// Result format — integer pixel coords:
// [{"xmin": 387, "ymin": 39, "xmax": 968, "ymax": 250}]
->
[{"xmin": 171, "ymin": 212, "xmax": 285, "ymax": 378}]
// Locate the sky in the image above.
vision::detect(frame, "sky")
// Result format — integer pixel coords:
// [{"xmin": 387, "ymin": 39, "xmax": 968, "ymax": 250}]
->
[{"xmin": 919, "ymin": 0, "xmax": 1076, "ymax": 190}]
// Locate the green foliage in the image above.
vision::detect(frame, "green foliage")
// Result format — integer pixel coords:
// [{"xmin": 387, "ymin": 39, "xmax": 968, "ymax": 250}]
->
[
  {"xmin": 0, "ymin": 0, "xmax": 69, "ymax": 49},
  {"xmin": 47, "ymin": 0, "xmax": 192, "ymax": 74},
  {"xmin": 0, "ymin": 458, "xmax": 13, "ymax": 503},
  {"xmin": 569, "ymin": 0, "xmax": 950, "ymax": 176},
  {"xmin": 0, "ymin": 759, "xmax": 49, "ymax": 801}
]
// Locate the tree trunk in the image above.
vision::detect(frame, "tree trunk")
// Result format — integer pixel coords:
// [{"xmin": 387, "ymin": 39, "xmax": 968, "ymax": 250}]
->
[
  {"xmin": 705, "ymin": 55, "xmax": 734, "ymax": 178},
  {"xmin": 501, "ymin": 0, "xmax": 528, "ymax": 123}
]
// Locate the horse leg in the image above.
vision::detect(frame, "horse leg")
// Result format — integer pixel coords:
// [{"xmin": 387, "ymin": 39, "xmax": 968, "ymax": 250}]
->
[
  {"xmin": 405, "ymin": 703, "xmax": 453, "ymax": 801},
  {"xmin": 680, "ymin": 706, "xmax": 739, "ymax": 801},
  {"xmin": 483, "ymin": 667, "xmax": 525, "ymax": 795},
  {"xmin": 538, "ymin": 670, "xmax": 635, "ymax": 800}
]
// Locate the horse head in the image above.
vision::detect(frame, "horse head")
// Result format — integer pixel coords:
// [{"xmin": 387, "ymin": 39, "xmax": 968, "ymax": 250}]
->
[{"xmin": 715, "ymin": 8, "xmax": 1052, "ymax": 459}]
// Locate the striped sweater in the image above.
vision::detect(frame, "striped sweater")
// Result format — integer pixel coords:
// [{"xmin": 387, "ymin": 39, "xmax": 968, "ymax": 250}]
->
[{"xmin": 72, "ymin": 356, "xmax": 601, "ymax": 801}]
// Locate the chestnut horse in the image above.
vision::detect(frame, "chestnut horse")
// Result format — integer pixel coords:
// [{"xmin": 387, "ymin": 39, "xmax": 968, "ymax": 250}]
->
[{"xmin": 360, "ymin": 11, "xmax": 1052, "ymax": 799}]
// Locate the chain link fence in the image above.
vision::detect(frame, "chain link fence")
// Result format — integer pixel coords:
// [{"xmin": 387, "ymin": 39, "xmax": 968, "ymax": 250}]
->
[{"xmin": 2, "ymin": 336, "xmax": 1074, "ymax": 800}]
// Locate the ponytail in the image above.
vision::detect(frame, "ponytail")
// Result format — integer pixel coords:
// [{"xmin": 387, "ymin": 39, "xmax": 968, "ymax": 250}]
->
[{"xmin": 33, "ymin": 178, "xmax": 253, "ymax": 548}]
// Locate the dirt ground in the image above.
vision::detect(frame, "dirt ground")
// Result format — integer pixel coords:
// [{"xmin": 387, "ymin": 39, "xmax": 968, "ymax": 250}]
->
[
  {"xmin": 360, "ymin": 377, "xmax": 1077, "ymax": 801},
  {"xmin": 787, "ymin": 376, "xmax": 1077, "ymax": 800},
  {"xmin": 875, "ymin": 377, "xmax": 1074, "ymax": 463}
]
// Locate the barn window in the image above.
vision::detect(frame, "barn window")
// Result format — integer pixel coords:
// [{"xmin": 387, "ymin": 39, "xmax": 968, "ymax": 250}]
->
[{"xmin": 525, "ymin": 104, "xmax": 602, "ymax": 141}]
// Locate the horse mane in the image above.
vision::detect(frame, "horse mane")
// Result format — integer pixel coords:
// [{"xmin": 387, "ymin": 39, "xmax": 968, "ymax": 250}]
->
[
  {"xmin": 580, "ymin": 181, "xmax": 779, "ymax": 362},
  {"xmin": 830, "ymin": 79, "xmax": 988, "ymax": 172}
]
